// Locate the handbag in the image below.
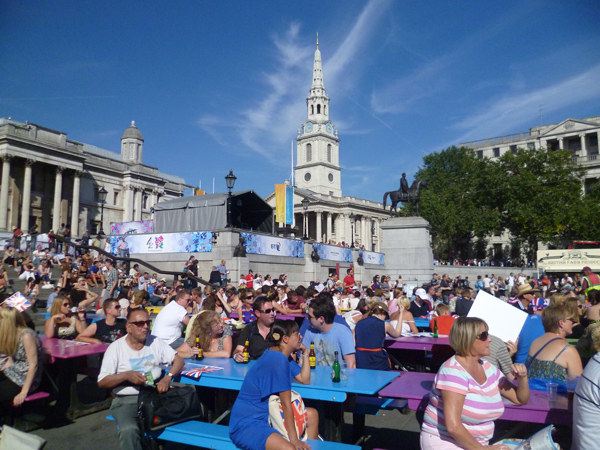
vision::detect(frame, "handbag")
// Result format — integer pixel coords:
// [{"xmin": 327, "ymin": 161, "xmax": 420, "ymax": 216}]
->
[
  {"xmin": 137, "ymin": 384, "xmax": 203, "ymax": 432},
  {"xmin": 268, "ymin": 390, "xmax": 308, "ymax": 441}
]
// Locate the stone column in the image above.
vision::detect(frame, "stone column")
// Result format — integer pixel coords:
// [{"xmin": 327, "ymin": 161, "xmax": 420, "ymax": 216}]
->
[
  {"xmin": 558, "ymin": 138, "xmax": 564, "ymax": 150},
  {"xmin": 326, "ymin": 212, "xmax": 332, "ymax": 244},
  {"xmin": 0, "ymin": 155, "xmax": 12, "ymax": 231},
  {"xmin": 124, "ymin": 185, "xmax": 134, "ymax": 222},
  {"xmin": 360, "ymin": 216, "xmax": 366, "ymax": 248},
  {"xmin": 316, "ymin": 210, "xmax": 322, "ymax": 243},
  {"xmin": 134, "ymin": 187, "xmax": 143, "ymax": 221},
  {"xmin": 337, "ymin": 213, "xmax": 345, "ymax": 243},
  {"xmin": 52, "ymin": 166, "xmax": 64, "ymax": 232},
  {"xmin": 71, "ymin": 170, "xmax": 82, "ymax": 237},
  {"xmin": 580, "ymin": 134, "xmax": 587, "ymax": 158},
  {"xmin": 20, "ymin": 159, "xmax": 34, "ymax": 232}
]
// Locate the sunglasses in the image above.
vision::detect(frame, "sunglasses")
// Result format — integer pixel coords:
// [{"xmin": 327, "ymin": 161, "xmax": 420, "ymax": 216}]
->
[
  {"xmin": 62, "ymin": 303, "xmax": 70, "ymax": 307},
  {"xmin": 113, "ymin": 305, "xmax": 122, "ymax": 310},
  {"xmin": 476, "ymin": 331, "xmax": 489, "ymax": 341},
  {"xmin": 128, "ymin": 320, "xmax": 152, "ymax": 328},
  {"xmin": 259, "ymin": 308, "xmax": 274, "ymax": 314}
]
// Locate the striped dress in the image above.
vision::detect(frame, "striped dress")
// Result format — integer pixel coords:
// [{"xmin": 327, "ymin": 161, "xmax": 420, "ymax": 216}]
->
[{"xmin": 422, "ymin": 355, "xmax": 506, "ymax": 444}]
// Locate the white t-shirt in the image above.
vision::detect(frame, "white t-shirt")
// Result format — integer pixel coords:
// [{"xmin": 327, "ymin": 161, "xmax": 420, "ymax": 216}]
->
[
  {"xmin": 483, "ymin": 277, "xmax": 491, "ymax": 288},
  {"xmin": 98, "ymin": 334, "xmax": 176, "ymax": 396},
  {"xmin": 150, "ymin": 301, "xmax": 187, "ymax": 345}
]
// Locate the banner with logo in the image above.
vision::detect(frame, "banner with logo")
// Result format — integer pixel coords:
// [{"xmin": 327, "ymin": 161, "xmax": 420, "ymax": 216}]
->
[
  {"xmin": 107, "ymin": 231, "xmax": 212, "ymax": 255},
  {"xmin": 537, "ymin": 249, "xmax": 600, "ymax": 272},
  {"xmin": 313, "ymin": 243, "xmax": 353, "ymax": 263},
  {"xmin": 110, "ymin": 220, "xmax": 154, "ymax": 235},
  {"xmin": 359, "ymin": 250, "xmax": 385, "ymax": 265},
  {"xmin": 241, "ymin": 232, "xmax": 304, "ymax": 258}
]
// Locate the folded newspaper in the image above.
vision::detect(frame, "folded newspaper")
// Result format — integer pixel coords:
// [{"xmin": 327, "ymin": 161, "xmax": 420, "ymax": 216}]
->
[{"xmin": 494, "ymin": 425, "xmax": 560, "ymax": 450}]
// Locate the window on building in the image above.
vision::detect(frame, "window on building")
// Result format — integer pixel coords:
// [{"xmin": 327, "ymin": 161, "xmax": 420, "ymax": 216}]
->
[
  {"xmin": 526, "ymin": 142, "xmax": 535, "ymax": 150},
  {"xmin": 510, "ymin": 145, "xmax": 518, "ymax": 154},
  {"xmin": 329, "ymin": 191, "xmax": 334, "ymax": 196},
  {"xmin": 324, "ymin": 105, "xmax": 327, "ymax": 115},
  {"xmin": 493, "ymin": 148, "xmax": 500, "ymax": 157},
  {"xmin": 317, "ymin": 104, "xmax": 321, "ymax": 114},
  {"xmin": 476, "ymin": 150, "xmax": 483, "ymax": 159},
  {"xmin": 113, "ymin": 191, "xmax": 120, "ymax": 206},
  {"xmin": 143, "ymin": 195, "xmax": 148, "ymax": 210},
  {"xmin": 306, "ymin": 144, "xmax": 312, "ymax": 162},
  {"xmin": 311, "ymin": 105, "xmax": 314, "ymax": 114},
  {"xmin": 327, "ymin": 144, "xmax": 332, "ymax": 162}
]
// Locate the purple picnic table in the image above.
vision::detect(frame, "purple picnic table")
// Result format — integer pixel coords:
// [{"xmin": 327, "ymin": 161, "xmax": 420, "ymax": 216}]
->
[
  {"xmin": 384, "ymin": 335, "xmax": 450, "ymax": 351},
  {"xmin": 41, "ymin": 337, "xmax": 108, "ymax": 362},
  {"xmin": 378, "ymin": 371, "xmax": 572, "ymax": 425}
]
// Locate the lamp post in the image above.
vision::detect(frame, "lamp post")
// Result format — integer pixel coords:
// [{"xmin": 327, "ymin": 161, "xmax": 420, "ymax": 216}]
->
[
  {"xmin": 349, "ymin": 213, "xmax": 355, "ymax": 248},
  {"xmin": 301, "ymin": 197, "xmax": 310, "ymax": 240},
  {"xmin": 97, "ymin": 186, "xmax": 108, "ymax": 237},
  {"xmin": 225, "ymin": 170, "xmax": 236, "ymax": 227}
]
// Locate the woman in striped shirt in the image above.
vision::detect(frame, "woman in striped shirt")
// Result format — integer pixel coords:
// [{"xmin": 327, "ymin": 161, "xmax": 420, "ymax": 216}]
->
[{"xmin": 420, "ymin": 317, "xmax": 529, "ymax": 450}]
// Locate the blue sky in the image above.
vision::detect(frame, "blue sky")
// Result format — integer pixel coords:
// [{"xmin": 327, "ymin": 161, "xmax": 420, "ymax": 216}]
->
[{"xmin": 2, "ymin": 0, "xmax": 599, "ymax": 202}]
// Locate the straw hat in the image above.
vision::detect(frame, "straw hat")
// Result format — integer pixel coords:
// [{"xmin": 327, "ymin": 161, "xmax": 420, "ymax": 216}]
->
[{"xmin": 515, "ymin": 283, "xmax": 539, "ymax": 298}]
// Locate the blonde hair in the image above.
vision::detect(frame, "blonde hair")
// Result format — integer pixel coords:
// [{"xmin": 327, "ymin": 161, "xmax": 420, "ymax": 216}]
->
[
  {"xmin": 449, "ymin": 317, "xmax": 488, "ymax": 357},
  {"xmin": 365, "ymin": 297, "xmax": 381, "ymax": 309},
  {"xmin": 50, "ymin": 294, "xmax": 70, "ymax": 316},
  {"xmin": 131, "ymin": 290, "xmax": 149, "ymax": 307},
  {"xmin": 565, "ymin": 298, "xmax": 581, "ymax": 324},
  {"xmin": 186, "ymin": 311, "xmax": 221, "ymax": 351},
  {"xmin": 396, "ymin": 296, "xmax": 411, "ymax": 309},
  {"xmin": 0, "ymin": 307, "xmax": 26, "ymax": 356},
  {"xmin": 435, "ymin": 303, "xmax": 450, "ymax": 315},
  {"xmin": 549, "ymin": 293, "xmax": 566, "ymax": 307},
  {"xmin": 392, "ymin": 288, "xmax": 403, "ymax": 299}
]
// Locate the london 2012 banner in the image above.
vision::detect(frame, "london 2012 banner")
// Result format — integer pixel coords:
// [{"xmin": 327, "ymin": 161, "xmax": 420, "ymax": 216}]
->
[
  {"xmin": 110, "ymin": 220, "xmax": 154, "ymax": 235},
  {"xmin": 241, "ymin": 232, "xmax": 304, "ymax": 258},
  {"xmin": 313, "ymin": 243, "xmax": 353, "ymax": 263},
  {"xmin": 359, "ymin": 250, "xmax": 385, "ymax": 265},
  {"xmin": 107, "ymin": 231, "xmax": 212, "ymax": 254}
]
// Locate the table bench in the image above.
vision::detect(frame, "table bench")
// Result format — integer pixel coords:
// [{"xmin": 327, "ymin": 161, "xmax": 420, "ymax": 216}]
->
[{"xmin": 106, "ymin": 416, "xmax": 360, "ymax": 450}]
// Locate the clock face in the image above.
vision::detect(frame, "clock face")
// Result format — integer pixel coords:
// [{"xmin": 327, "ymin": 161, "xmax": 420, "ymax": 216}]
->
[
  {"xmin": 326, "ymin": 123, "xmax": 333, "ymax": 134},
  {"xmin": 305, "ymin": 122, "xmax": 313, "ymax": 133},
  {"xmin": 304, "ymin": 172, "xmax": 311, "ymax": 182},
  {"xmin": 328, "ymin": 173, "xmax": 334, "ymax": 182}
]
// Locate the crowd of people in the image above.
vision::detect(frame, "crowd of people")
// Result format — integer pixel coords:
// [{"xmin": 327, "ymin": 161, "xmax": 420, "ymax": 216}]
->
[{"xmin": 3, "ymin": 237, "xmax": 600, "ymax": 449}]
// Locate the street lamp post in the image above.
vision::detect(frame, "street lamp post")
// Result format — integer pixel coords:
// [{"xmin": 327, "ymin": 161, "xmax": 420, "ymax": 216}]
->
[
  {"xmin": 301, "ymin": 197, "xmax": 310, "ymax": 240},
  {"xmin": 349, "ymin": 213, "xmax": 355, "ymax": 248},
  {"xmin": 225, "ymin": 170, "xmax": 237, "ymax": 228},
  {"xmin": 97, "ymin": 186, "xmax": 108, "ymax": 237}
]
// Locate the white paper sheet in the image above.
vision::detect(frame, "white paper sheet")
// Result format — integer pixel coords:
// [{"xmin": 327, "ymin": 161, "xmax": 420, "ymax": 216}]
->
[{"xmin": 467, "ymin": 290, "xmax": 527, "ymax": 343}]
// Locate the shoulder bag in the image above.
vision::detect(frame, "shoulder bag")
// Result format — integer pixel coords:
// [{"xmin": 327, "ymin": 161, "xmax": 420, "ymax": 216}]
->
[
  {"xmin": 268, "ymin": 390, "xmax": 308, "ymax": 441},
  {"xmin": 137, "ymin": 384, "xmax": 204, "ymax": 432}
]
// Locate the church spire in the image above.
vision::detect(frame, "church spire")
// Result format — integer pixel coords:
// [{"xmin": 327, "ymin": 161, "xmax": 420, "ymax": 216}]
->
[{"xmin": 311, "ymin": 33, "xmax": 324, "ymax": 90}]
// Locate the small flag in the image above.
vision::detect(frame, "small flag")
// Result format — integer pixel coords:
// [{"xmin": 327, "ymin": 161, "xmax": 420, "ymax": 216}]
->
[
  {"xmin": 2, "ymin": 292, "xmax": 31, "ymax": 312},
  {"xmin": 181, "ymin": 365, "xmax": 224, "ymax": 379}
]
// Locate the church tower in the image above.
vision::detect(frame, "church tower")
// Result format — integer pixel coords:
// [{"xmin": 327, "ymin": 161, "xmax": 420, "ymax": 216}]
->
[{"xmin": 295, "ymin": 35, "xmax": 341, "ymax": 197}]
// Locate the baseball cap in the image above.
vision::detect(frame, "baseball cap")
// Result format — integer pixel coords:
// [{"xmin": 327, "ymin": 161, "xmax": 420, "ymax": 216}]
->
[
  {"xmin": 415, "ymin": 288, "xmax": 427, "ymax": 298},
  {"xmin": 583, "ymin": 266, "xmax": 592, "ymax": 272}
]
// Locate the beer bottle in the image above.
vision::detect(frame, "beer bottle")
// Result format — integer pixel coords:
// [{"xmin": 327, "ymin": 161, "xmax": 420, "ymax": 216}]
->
[
  {"xmin": 309, "ymin": 342, "xmax": 316, "ymax": 369},
  {"xmin": 332, "ymin": 351, "xmax": 341, "ymax": 383},
  {"xmin": 433, "ymin": 319, "xmax": 439, "ymax": 338},
  {"xmin": 194, "ymin": 336, "xmax": 203, "ymax": 361},
  {"xmin": 242, "ymin": 340, "xmax": 250, "ymax": 364}
]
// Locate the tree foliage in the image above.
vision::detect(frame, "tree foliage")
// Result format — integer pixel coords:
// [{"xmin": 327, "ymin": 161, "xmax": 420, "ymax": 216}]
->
[{"xmin": 412, "ymin": 146, "xmax": 594, "ymax": 261}]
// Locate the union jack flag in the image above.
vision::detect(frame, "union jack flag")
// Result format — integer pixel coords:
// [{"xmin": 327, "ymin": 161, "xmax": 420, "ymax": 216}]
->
[
  {"xmin": 2, "ymin": 292, "xmax": 31, "ymax": 312},
  {"xmin": 277, "ymin": 398, "xmax": 308, "ymax": 437},
  {"xmin": 181, "ymin": 365, "xmax": 224, "ymax": 379}
]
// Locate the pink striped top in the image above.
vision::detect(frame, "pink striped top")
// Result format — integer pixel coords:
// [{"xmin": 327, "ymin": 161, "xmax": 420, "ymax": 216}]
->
[{"xmin": 422, "ymin": 355, "xmax": 505, "ymax": 444}]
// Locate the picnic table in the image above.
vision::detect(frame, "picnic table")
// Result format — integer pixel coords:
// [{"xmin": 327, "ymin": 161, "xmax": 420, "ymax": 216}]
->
[
  {"xmin": 384, "ymin": 335, "xmax": 450, "ymax": 351},
  {"xmin": 378, "ymin": 371, "xmax": 572, "ymax": 425},
  {"xmin": 177, "ymin": 357, "xmax": 400, "ymax": 442}
]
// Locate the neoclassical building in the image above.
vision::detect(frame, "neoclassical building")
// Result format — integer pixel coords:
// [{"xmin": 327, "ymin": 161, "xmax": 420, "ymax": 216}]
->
[
  {"xmin": 0, "ymin": 118, "xmax": 190, "ymax": 237},
  {"xmin": 266, "ymin": 38, "xmax": 389, "ymax": 250}
]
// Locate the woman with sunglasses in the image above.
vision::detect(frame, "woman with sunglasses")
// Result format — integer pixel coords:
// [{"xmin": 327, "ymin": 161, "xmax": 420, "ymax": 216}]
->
[
  {"xmin": 421, "ymin": 317, "xmax": 529, "ymax": 450},
  {"xmin": 44, "ymin": 294, "xmax": 87, "ymax": 339},
  {"xmin": 76, "ymin": 298, "xmax": 127, "ymax": 345},
  {"xmin": 526, "ymin": 304, "xmax": 583, "ymax": 387}
]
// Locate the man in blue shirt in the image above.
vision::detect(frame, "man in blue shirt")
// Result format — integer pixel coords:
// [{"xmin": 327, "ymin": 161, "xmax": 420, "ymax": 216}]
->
[{"xmin": 216, "ymin": 259, "xmax": 228, "ymax": 286}]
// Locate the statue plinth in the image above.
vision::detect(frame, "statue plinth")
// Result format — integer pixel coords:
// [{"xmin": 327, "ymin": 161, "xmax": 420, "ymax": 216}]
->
[{"xmin": 380, "ymin": 217, "xmax": 434, "ymax": 287}]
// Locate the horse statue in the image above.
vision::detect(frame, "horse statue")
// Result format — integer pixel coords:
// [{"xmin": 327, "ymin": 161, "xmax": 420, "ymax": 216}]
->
[{"xmin": 383, "ymin": 178, "xmax": 427, "ymax": 216}]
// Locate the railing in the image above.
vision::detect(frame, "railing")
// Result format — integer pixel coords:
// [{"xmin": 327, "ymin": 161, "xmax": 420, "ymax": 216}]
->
[
  {"xmin": 461, "ymin": 130, "xmax": 540, "ymax": 148},
  {"xmin": 573, "ymin": 155, "xmax": 599, "ymax": 163},
  {"xmin": 49, "ymin": 234, "xmax": 214, "ymax": 288}
]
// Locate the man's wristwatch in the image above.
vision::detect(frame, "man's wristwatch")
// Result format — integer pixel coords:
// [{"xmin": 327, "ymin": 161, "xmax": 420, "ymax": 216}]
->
[{"xmin": 167, "ymin": 372, "xmax": 174, "ymax": 381}]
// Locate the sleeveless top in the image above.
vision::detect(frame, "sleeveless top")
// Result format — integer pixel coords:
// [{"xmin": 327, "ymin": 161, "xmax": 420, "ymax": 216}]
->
[
  {"xmin": 94, "ymin": 319, "xmax": 127, "ymax": 344},
  {"xmin": 355, "ymin": 316, "xmax": 390, "ymax": 371},
  {"xmin": 54, "ymin": 316, "xmax": 78, "ymax": 339},
  {"xmin": 525, "ymin": 337, "xmax": 569, "ymax": 382},
  {"xmin": 2, "ymin": 329, "xmax": 43, "ymax": 391}
]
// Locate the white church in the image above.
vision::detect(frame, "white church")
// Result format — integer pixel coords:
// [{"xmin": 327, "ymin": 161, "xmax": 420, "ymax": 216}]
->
[{"xmin": 266, "ymin": 38, "xmax": 389, "ymax": 251}]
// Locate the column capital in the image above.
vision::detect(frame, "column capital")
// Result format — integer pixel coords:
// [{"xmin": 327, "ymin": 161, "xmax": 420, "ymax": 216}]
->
[
  {"xmin": 1, "ymin": 154, "xmax": 13, "ymax": 162},
  {"xmin": 56, "ymin": 166, "xmax": 65, "ymax": 174},
  {"xmin": 315, "ymin": 209, "xmax": 323, "ymax": 215},
  {"xmin": 73, "ymin": 170, "xmax": 83, "ymax": 178},
  {"xmin": 25, "ymin": 158, "xmax": 35, "ymax": 166},
  {"xmin": 152, "ymin": 187, "xmax": 160, "ymax": 195},
  {"xmin": 125, "ymin": 184, "xmax": 136, "ymax": 191}
]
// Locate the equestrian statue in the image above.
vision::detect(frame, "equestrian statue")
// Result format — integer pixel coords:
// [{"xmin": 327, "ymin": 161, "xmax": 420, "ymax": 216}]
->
[{"xmin": 383, "ymin": 173, "xmax": 426, "ymax": 216}]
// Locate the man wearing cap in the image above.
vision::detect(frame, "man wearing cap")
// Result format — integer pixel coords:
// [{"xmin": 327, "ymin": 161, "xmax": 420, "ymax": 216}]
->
[
  {"xmin": 244, "ymin": 269, "xmax": 254, "ymax": 288},
  {"xmin": 582, "ymin": 266, "xmax": 600, "ymax": 297},
  {"xmin": 409, "ymin": 288, "xmax": 432, "ymax": 318}
]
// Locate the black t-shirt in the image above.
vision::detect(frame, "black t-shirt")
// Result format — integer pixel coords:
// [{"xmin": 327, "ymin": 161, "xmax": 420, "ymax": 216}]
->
[
  {"xmin": 237, "ymin": 321, "xmax": 272, "ymax": 360},
  {"xmin": 409, "ymin": 300, "xmax": 431, "ymax": 318},
  {"xmin": 94, "ymin": 318, "xmax": 127, "ymax": 344},
  {"xmin": 455, "ymin": 297, "xmax": 474, "ymax": 317},
  {"xmin": 440, "ymin": 280, "xmax": 452, "ymax": 300}
]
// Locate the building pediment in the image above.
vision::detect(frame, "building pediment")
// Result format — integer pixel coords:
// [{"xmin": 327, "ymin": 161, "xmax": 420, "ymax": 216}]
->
[{"xmin": 541, "ymin": 119, "xmax": 599, "ymax": 137}]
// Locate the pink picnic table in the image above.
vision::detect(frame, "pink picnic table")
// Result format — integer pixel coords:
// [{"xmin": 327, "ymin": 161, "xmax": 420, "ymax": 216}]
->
[
  {"xmin": 384, "ymin": 335, "xmax": 450, "ymax": 351},
  {"xmin": 378, "ymin": 371, "xmax": 572, "ymax": 425},
  {"xmin": 41, "ymin": 337, "xmax": 108, "ymax": 362}
]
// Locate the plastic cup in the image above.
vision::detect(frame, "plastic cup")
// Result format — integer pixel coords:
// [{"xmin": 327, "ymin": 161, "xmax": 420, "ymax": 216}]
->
[
  {"xmin": 340, "ymin": 361, "xmax": 348, "ymax": 381},
  {"xmin": 58, "ymin": 340, "xmax": 66, "ymax": 355},
  {"xmin": 546, "ymin": 382, "xmax": 558, "ymax": 407}
]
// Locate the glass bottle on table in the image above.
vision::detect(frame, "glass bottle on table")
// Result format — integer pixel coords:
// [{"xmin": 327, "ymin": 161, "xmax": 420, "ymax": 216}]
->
[
  {"xmin": 194, "ymin": 336, "xmax": 203, "ymax": 361},
  {"xmin": 433, "ymin": 319, "xmax": 438, "ymax": 338},
  {"xmin": 309, "ymin": 342, "xmax": 316, "ymax": 369},
  {"xmin": 242, "ymin": 340, "xmax": 250, "ymax": 364},
  {"xmin": 332, "ymin": 351, "xmax": 341, "ymax": 383}
]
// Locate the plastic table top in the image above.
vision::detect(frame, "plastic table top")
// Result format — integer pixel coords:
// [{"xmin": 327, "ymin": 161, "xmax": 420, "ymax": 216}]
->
[
  {"xmin": 377, "ymin": 371, "xmax": 572, "ymax": 425},
  {"xmin": 40, "ymin": 337, "xmax": 108, "ymax": 360},
  {"xmin": 39, "ymin": 312, "xmax": 105, "ymax": 323},
  {"xmin": 414, "ymin": 318, "xmax": 430, "ymax": 328},
  {"xmin": 384, "ymin": 335, "xmax": 450, "ymax": 351},
  {"xmin": 229, "ymin": 311, "xmax": 304, "ymax": 321},
  {"xmin": 177, "ymin": 357, "xmax": 400, "ymax": 403}
]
